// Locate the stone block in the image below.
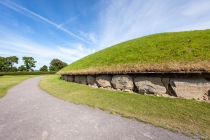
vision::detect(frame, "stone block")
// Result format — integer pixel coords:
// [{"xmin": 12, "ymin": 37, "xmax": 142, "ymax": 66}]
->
[
  {"xmin": 67, "ymin": 75, "xmax": 74, "ymax": 82},
  {"xmin": 111, "ymin": 75, "xmax": 134, "ymax": 91},
  {"xmin": 87, "ymin": 75, "xmax": 96, "ymax": 85},
  {"xmin": 170, "ymin": 78, "xmax": 210, "ymax": 99},
  {"xmin": 74, "ymin": 76, "xmax": 87, "ymax": 85},
  {"xmin": 134, "ymin": 77, "xmax": 166, "ymax": 95},
  {"xmin": 96, "ymin": 75, "xmax": 112, "ymax": 88}
]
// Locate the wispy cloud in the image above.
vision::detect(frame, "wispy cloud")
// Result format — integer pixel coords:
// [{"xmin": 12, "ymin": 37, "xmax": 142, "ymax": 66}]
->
[
  {"xmin": 182, "ymin": 0, "xmax": 210, "ymax": 17},
  {"xmin": 80, "ymin": 31, "xmax": 98, "ymax": 45},
  {"xmin": 0, "ymin": 0, "xmax": 93, "ymax": 46},
  {"xmin": 98, "ymin": 0, "xmax": 210, "ymax": 49},
  {"xmin": 57, "ymin": 14, "xmax": 80, "ymax": 29}
]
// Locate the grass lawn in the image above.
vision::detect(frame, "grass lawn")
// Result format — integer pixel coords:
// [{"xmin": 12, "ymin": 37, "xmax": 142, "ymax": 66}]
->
[
  {"xmin": 58, "ymin": 29, "xmax": 210, "ymax": 75},
  {"xmin": 0, "ymin": 75, "xmax": 38, "ymax": 98},
  {"xmin": 40, "ymin": 75, "xmax": 210, "ymax": 139}
]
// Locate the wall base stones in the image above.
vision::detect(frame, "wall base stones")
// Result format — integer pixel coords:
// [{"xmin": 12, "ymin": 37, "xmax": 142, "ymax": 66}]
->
[
  {"xmin": 61, "ymin": 74, "xmax": 210, "ymax": 102},
  {"xmin": 96, "ymin": 75, "xmax": 112, "ymax": 88},
  {"xmin": 111, "ymin": 75, "xmax": 134, "ymax": 91},
  {"xmin": 170, "ymin": 78, "xmax": 210, "ymax": 99},
  {"xmin": 134, "ymin": 77, "xmax": 166, "ymax": 95}
]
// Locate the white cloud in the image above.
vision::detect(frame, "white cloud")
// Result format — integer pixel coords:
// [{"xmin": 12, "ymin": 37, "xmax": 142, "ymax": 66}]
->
[
  {"xmin": 97, "ymin": 0, "xmax": 210, "ymax": 49},
  {"xmin": 78, "ymin": 44, "xmax": 83, "ymax": 51},
  {"xmin": 80, "ymin": 31, "xmax": 98, "ymax": 45},
  {"xmin": 0, "ymin": 27, "xmax": 94, "ymax": 69},
  {"xmin": 182, "ymin": 0, "xmax": 210, "ymax": 17}
]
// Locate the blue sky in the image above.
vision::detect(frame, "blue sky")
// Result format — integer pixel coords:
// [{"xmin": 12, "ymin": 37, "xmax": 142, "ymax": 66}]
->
[{"xmin": 0, "ymin": 0, "xmax": 210, "ymax": 69}]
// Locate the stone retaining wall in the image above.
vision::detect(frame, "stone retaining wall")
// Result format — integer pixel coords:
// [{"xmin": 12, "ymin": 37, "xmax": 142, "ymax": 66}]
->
[{"xmin": 61, "ymin": 74, "xmax": 210, "ymax": 102}]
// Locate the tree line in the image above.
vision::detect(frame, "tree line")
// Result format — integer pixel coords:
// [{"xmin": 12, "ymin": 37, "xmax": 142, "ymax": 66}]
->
[{"xmin": 0, "ymin": 56, "xmax": 67, "ymax": 72}]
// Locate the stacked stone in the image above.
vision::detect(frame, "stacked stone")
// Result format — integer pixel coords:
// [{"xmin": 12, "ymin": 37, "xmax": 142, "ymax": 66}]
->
[{"xmin": 61, "ymin": 74, "xmax": 210, "ymax": 101}]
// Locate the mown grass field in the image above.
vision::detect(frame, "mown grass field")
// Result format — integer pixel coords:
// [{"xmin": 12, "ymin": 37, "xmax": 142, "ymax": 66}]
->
[
  {"xmin": 0, "ymin": 75, "xmax": 38, "ymax": 98},
  {"xmin": 58, "ymin": 29, "xmax": 210, "ymax": 75},
  {"xmin": 39, "ymin": 75, "xmax": 210, "ymax": 139}
]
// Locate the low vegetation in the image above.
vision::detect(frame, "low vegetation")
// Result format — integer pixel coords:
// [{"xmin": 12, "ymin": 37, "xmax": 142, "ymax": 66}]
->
[
  {"xmin": 0, "ymin": 72, "xmax": 56, "ymax": 76},
  {"xmin": 0, "ymin": 75, "xmax": 38, "ymax": 98},
  {"xmin": 40, "ymin": 75, "xmax": 210, "ymax": 139},
  {"xmin": 58, "ymin": 29, "xmax": 210, "ymax": 75}
]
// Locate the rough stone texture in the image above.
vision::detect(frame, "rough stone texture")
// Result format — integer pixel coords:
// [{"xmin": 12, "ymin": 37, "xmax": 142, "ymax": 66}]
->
[
  {"xmin": 111, "ymin": 75, "xmax": 134, "ymax": 91},
  {"xmin": 74, "ymin": 76, "xmax": 80, "ymax": 83},
  {"xmin": 96, "ymin": 75, "xmax": 112, "ymax": 88},
  {"xmin": 64, "ymin": 75, "xmax": 68, "ymax": 81},
  {"xmin": 87, "ymin": 75, "xmax": 96, "ymax": 85},
  {"xmin": 67, "ymin": 75, "xmax": 74, "ymax": 82},
  {"xmin": 89, "ymin": 83, "xmax": 98, "ymax": 88},
  {"xmin": 74, "ymin": 76, "xmax": 87, "ymax": 85},
  {"xmin": 170, "ymin": 78, "xmax": 210, "ymax": 99},
  {"xmin": 134, "ymin": 77, "xmax": 166, "ymax": 95},
  {"xmin": 61, "ymin": 75, "xmax": 64, "ymax": 80},
  {"xmin": 162, "ymin": 78, "xmax": 170, "ymax": 92}
]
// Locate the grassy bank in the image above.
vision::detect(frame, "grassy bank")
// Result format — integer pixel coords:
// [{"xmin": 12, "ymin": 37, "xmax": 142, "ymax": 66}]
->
[
  {"xmin": 0, "ymin": 75, "xmax": 38, "ymax": 98},
  {"xmin": 58, "ymin": 29, "xmax": 210, "ymax": 75},
  {"xmin": 39, "ymin": 75, "xmax": 210, "ymax": 139}
]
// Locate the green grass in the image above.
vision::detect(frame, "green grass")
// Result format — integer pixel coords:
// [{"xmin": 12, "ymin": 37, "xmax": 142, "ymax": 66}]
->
[
  {"xmin": 40, "ymin": 75, "xmax": 210, "ymax": 139},
  {"xmin": 0, "ymin": 75, "xmax": 38, "ymax": 98},
  {"xmin": 58, "ymin": 29, "xmax": 210, "ymax": 74}
]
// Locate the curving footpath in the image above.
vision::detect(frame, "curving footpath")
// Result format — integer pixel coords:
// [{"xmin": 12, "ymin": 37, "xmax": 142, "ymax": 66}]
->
[{"xmin": 0, "ymin": 77, "xmax": 191, "ymax": 140}]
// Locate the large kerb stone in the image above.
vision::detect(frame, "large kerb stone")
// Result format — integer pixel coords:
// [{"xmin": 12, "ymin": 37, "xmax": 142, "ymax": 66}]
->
[
  {"xmin": 67, "ymin": 75, "xmax": 74, "ymax": 82},
  {"xmin": 87, "ymin": 75, "xmax": 96, "ymax": 85},
  {"xmin": 74, "ymin": 76, "xmax": 87, "ymax": 85},
  {"xmin": 96, "ymin": 75, "xmax": 112, "ymax": 88},
  {"xmin": 170, "ymin": 78, "xmax": 210, "ymax": 99},
  {"xmin": 111, "ymin": 75, "xmax": 134, "ymax": 91},
  {"xmin": 64, "ymin": 75, "xmax": 68, "ymax": 81},
  {"xmin": 134, "ymin": 77, "xmax": 166, "ymax": 95}
]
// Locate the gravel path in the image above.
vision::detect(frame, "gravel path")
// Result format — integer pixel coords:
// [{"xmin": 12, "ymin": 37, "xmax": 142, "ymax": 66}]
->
[{"xmin": 0, "ymin": 76, "xmax": 191, "ymax": 140}]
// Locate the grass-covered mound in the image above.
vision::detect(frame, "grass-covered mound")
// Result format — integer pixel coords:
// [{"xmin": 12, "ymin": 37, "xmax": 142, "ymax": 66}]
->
[{"xmin": 58, "ymin": 29, "xmax": 210, "ymax": 75}]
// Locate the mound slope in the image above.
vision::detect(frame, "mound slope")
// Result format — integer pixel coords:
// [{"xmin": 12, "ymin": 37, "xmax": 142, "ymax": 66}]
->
[{"xmin": 58, "ymin": 29, "xmax": 210, "ymax": 75}]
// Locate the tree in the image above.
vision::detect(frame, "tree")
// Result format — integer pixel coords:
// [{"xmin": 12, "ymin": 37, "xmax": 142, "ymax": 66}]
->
[
  {"xmin": 0, "ymin": 57, "xmax": 6, "ymax": 72},
  {"xmin": 18, "ymin": 65, "xmax": 27, "ymax": 71},
  {"xmin": 22, "ymin": 57, "xmax": 36, "ymax": 71},
  {"xmin": 39, "ymin": 65, "xmax": 48, "ymax": 72},
  {"xmin": 8, "ymin": 67, "xmax": 18, "ymax": 72},
  {"xmin": 0, "ymin": 56, "xmax": 18, "ymax": 72},
  {"xmin": 49, "ymin": 59, "xmax": 67, "ymax": 71},
  {"xmin": 6, "ymin": 56, "xmax": 19, "ymax": 69}
]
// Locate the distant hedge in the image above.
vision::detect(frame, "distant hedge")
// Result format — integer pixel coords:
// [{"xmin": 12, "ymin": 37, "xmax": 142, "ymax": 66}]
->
[{"xmin": 0, "ymin": 71, "xmax": 56, "ymax": 76}]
